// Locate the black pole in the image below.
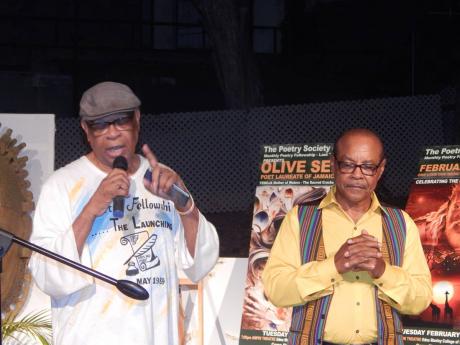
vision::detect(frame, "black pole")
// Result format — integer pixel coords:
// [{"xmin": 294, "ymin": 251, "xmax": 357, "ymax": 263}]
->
[
  {"xmin": 0, "ymin": 228, "xmax": 148, "ymax": 302},
  {"xmin": 0, "ymin": 228, "xmax": 149, "ymax": 344},
  {"xmin": 0, "ymin": 228, "xmax": 149, "ymax": 345}
]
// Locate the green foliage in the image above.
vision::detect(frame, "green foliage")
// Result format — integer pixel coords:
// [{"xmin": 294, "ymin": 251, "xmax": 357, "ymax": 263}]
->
[{"xmin": 1, "ymin": 310, "xmax": 52, "ymax": 345}]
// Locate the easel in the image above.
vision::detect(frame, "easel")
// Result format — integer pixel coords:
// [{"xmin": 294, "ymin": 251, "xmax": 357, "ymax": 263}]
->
[{"xmin": 179, "ymin": 278, "xmax": 203, "ymax": 345}]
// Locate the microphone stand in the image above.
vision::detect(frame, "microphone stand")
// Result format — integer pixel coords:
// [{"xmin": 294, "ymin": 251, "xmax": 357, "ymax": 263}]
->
[{"xmin": 0, "ymin": 228, "xmax": 149, "ymax": 344}]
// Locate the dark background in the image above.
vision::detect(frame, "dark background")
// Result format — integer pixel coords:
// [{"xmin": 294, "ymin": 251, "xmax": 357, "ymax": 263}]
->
[{"xmin": 1, "ymin": 0, "xmax": 460, "ymax": 120}]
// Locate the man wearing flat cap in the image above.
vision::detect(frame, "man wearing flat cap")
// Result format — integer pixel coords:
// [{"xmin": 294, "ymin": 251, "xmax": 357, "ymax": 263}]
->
[{"xmin": 29, "ymin": 81, "xmax": 219, "ymax": 345}]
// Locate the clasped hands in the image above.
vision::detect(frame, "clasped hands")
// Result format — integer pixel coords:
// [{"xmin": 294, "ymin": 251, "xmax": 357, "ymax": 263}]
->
[{"xmin": 334, "ymin": 230, "xmax": 386, "ymax": 279}]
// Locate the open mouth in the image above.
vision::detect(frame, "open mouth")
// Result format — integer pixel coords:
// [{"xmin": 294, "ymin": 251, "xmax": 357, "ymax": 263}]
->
[{"xmin": 106, "ymin": 145, "xmax": 125, "ymax": 157}]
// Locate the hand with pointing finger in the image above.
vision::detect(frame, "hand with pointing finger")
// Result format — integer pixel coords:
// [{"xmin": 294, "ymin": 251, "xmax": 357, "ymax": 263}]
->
[{"xmin": 141, "ymin": 144, "xmax": 194, "ymax": 213}]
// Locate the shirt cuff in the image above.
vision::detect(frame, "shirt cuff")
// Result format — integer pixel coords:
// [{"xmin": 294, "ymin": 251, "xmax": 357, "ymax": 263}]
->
[{"xmin": 373, "ymin": 262, "xmax": 401, "ymax": 303}]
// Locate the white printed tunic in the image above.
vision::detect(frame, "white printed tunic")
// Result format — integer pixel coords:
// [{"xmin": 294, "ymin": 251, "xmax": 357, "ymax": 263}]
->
[{"xmin": 29, "ymin": 155, "xmax": 219, "ymax": 345}]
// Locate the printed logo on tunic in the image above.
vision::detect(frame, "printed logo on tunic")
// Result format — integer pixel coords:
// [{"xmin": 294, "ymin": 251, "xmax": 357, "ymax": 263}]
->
[{"xmin": 120, "ymin": 231, "xmax": 161, "ymax": 276}]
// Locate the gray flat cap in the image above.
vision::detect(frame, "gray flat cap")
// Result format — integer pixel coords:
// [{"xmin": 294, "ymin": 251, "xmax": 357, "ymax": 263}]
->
[{"xmin": 79, "ymin": 81, "xmax": 141, "ymax": 121}]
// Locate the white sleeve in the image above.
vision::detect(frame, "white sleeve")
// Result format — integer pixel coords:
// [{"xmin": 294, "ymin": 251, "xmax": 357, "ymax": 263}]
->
[
  {"xmin": 178, "ymin": 212, "xmax": 219, "ymax": 282},
  {"xmin": 28, "ymin": 177, "xmax": 94, "ymax": 299}
]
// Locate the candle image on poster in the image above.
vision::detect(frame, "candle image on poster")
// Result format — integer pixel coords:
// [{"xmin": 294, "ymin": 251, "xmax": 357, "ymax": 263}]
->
[
  {"xmin": 239, "ymin": 143, "xmax": 334, "ymax": 345},
  {"xmin": 404, "ymin": 145, "xmax": 460, "ymax": 344}
]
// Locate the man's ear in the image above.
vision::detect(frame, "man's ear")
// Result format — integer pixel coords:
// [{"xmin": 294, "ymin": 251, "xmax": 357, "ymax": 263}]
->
[
  {"xmin": 81, "ymin": 120, "xmax": 88, "ymax": 133},
  {"xmin": 377, "ymin": 158, "xmax": 387, "ymax": 179},
  {"xmin": 330, "ymin": 155, "xmax": 336, "ymax": 174},
  {"xmin": 80, "ymin": 120, "xmax": 91, "ymax": 144},
  {"xmin": 134, "ymin": 109, "xmax": 141, "ymax": 127}
]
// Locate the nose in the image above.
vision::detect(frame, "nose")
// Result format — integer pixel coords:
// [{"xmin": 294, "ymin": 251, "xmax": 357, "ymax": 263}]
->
[
  {"xmin": 350, "ymin": 165, "xmax": 364, "ymax": 178},
  {"xmin": 106, "ymin": 123, "xmax": 121, "ymax": 137}
]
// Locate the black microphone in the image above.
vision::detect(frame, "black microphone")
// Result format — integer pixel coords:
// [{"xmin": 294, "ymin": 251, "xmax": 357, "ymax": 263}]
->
[{"xmin": 113, "ymin": 156, "xmax": 128, "ymax": 218}]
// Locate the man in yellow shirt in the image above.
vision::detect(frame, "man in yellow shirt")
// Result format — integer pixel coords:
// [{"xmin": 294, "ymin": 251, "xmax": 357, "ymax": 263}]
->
[{"xmin": 262, "ymin": 128, "xmax": 432, "ymax": 345}]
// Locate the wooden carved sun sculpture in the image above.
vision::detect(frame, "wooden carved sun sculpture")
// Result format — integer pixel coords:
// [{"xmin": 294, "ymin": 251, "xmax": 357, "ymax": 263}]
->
[{"xmin": 0, "ymin": 123, "xmax": 34, "ymax": 316}]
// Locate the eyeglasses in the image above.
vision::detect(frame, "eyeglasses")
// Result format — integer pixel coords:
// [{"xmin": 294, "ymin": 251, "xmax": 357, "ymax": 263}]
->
[
  {"xmin": 335, "ymin": 159, "xmax": 383, "ymax": 176},
  {"xmin": 86, "ymin": 113, "xmax": 135, "ymax": 136}
]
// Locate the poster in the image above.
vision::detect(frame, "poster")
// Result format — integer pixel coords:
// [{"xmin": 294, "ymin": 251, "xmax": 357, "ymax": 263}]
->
[
  {"xmin": 239, "ymin": 143, "xmax": 334, "ymax": 345},
  {"xmin": 404, "ymin": 145, "xmax": 460, "ymax": 344}
]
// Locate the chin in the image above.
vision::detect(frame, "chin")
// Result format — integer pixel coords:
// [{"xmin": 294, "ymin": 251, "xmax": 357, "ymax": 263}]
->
[{"xmin": 344, "ymin": 192, "xmax": 369, "ymax": 202}]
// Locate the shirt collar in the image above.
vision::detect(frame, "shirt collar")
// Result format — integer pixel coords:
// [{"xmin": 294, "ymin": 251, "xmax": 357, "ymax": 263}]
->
[{"xmin": 318, "ymin": 185, "xmax": 383, "ymax": 214}]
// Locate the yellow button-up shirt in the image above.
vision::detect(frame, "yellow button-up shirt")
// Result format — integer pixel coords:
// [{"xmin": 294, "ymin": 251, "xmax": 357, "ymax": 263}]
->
[{"xmin": 262, "ymin": 188, "xmax": 432, "ymax": 344}]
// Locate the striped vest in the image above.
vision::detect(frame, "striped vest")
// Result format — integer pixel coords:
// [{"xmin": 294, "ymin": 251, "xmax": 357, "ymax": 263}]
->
[{"xmin": 288, "ymin": 205, "xmax": 406, "ymax": 345}]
